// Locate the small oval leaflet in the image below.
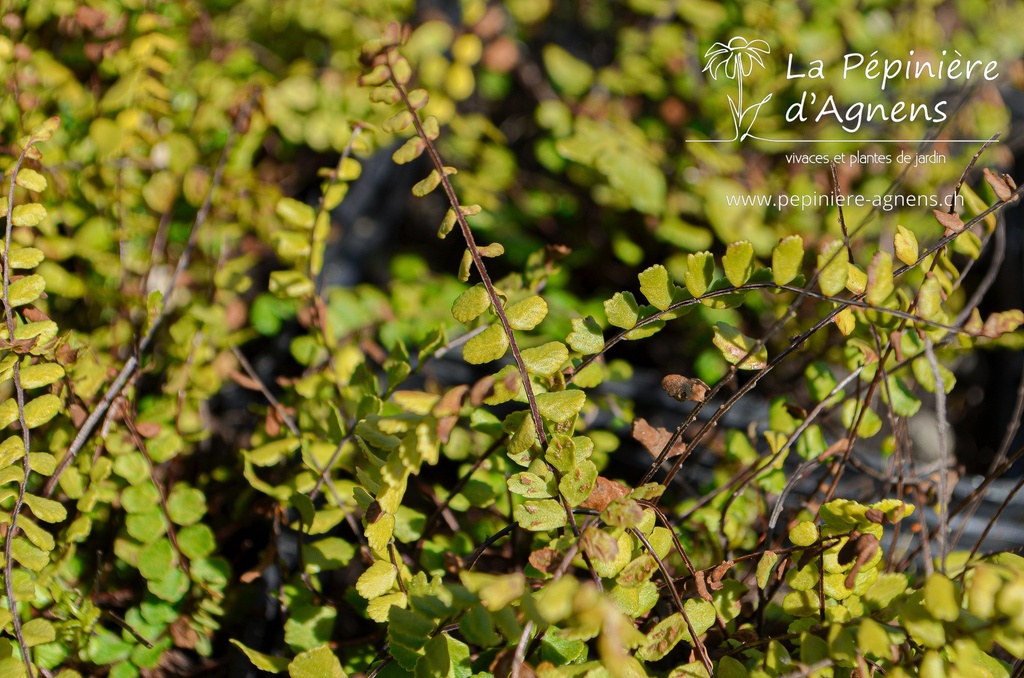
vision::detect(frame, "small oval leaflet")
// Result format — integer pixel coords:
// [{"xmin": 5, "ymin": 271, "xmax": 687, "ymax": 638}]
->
[
  {"xmin": 23, "ymin": 393, "xmax": 63, "ymax": 428},
  {"xmin": 462, "ymin": 323, "xmax": 509, "ymax": 364},
  {"xmin": 712, "ymin": 323, "xmax": 767, "ymax": 370},
  {"xmin": 11, "ymin": 203, "xmax": 47, "ymax": 227},
  {"xmin": 723, "ymin": 240, "xmax": 755, "ymax": 287},
  {"xmin": 684, "ymin": 251, "xmax": 714, "ymax": 297},
  {"xmin": 566, "ymin": 316, "xmax": 603, "ymax": 354},
  {"xmin": 604, "ymin": 291, "xmax": 639, "ymax": 329},
  {"xmin": 451, "ymin": 285, "xmax": 490, "ymax": 323},
  {"xmin": 772, "ymin": 235, "xmax": 804, "ymax": 286},
  {"xmin": 817, "ymin": 240, "xmax": 849, "ymax": 297},
  {"xmin": 355, "ymin": 560, "xmax": 398, "ymax": 600},
  {"xmin": 14, "ymin": 168, "xmax": 47, "ymax": 193},
  {"xmin": 7, "ymin": 274, "xmax": 47, "ymax": 307},
  {"xmin": 506, "ymin": 295, "xmax": 548, "ymax": 330}
]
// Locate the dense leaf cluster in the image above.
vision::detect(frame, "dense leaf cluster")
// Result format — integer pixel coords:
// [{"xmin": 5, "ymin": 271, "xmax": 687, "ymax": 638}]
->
[{"xmin": 1, "ymin": 1, "xmax": 1024, "ymax": 678}]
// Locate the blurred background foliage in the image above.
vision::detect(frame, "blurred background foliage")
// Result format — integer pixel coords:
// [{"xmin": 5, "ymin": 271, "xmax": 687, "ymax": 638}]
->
[{"xmin": 1, "ymin": 0, "xmax": 1023, "ymax": 676}]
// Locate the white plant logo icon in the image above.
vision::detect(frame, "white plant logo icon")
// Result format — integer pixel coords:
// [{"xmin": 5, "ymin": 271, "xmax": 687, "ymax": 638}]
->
[{"xmin": 703, "ymin": 37, "xmax": 773, "ymax": 141}]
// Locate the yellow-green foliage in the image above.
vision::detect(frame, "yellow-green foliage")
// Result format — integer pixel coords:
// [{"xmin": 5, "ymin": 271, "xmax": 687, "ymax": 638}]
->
[{"xmin": 1, "ymin": 1, "xmax": 1023, "ymax": 677}]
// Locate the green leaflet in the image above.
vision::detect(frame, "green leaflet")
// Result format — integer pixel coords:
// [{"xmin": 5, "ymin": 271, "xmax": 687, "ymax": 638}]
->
[
  {"xmin": 514, "ymin": 499, "xmax": 567, "ymax": 531},
  {"xmin": 14, "ymin": 168, "xmax": 47, "ymax": 192},
  {"xmin": 867, "ymin": 250, "xmax": 894, "ymax": 305},
  {"xmin": 712, "ymin": 323, "xmax": 767, "ymax": 370},
  {"xmin": 521, "ymin": 341, "xmax": 568, "ymax": 376},
  {"xmin": 20, "ymin": 618, "xmax": 56, "ymax": 648},
  {"xmin": 756, "ymin": 550, "xmax": 779, "ymax": 589},
  {"xmin": 356, "ymin": 561, "xmax": 395, "ymax": 602},
  {"xmin": 723, "ymin": 240, "xmax": 755, "ymax": 287},
  {"xmin": 604, "ymin": 291, "xmax": 639, "ymax": 329},
  {"xmin": 684, "ymin": 251, "xmax": 714, "ymax": 297},
  {"xmin": 230, "ymin": 640, "xmax": 290, "ymax": 673},
  {"xmin": 7, "ymin": 274, "xmax": 46, "ymax": 306},
  {"xmin": 462, "ymin": 323, "xmax": 509, "ymax": 364},
  {"xmin": 11, "ymin": 203, "xmax": 47, "ymax": 227},
  {"xmin": 566, "ymin": 316, "xmax": 603, "ymax": 354},
  {"xmin": 894, "ymin": 225, "xmax": 919, "ymax": 265},
  {"xmin": 536, "ymin": 389, "xmax": 586, "ymax": 422},
  {"xmin": 638, "ymin": 264, "xmax": 673, "ymax": 310},
  {"xmin": 506, "ymin": 295, "xmax": 548, "ymax": 330},
  {"xmin": 817, "ymin": 240, "xmax": 848, "ymax": 297},
  {"xmin": 276, "ymin": 198, "xmax": 316, "ymax": 229},
  {"xmin": 543, "ymin": 44, "xmax": 594, "ymax": 98}
]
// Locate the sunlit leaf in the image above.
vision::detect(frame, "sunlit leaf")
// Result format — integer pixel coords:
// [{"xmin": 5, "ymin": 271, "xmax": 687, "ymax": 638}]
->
[
  {"xmin": 462, "ymin": 323, "xmax": 508, "ymax": 364},
  {"xmin": 506, "ymin": 295, "xmax": 548, "ymax": 330},
  {"xmin": 712, "ymin": 322, "xmax": 767, "ymax": 370},
  {"xmin": 684, "ymin": 251, "xmax": 714, "ymax": 297},
  {"xmin": 604, "ymin": 292, "xmax": 639, "ymax": 329},
  {"xmin": 723, "ymin": 240, "xmax": 754, "ymax": 287},
  {"xmin": 817, "ymin": 240, "xmax": 848, "ymax": 297}
]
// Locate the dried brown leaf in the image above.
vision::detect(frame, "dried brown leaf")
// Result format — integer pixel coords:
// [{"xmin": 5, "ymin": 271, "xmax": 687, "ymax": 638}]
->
[
  {"xmin": 694, "ymin": 569, "xmax": 713, "ymax": 603},
  {"xmin": 933, "ymin": 209, "xmax": 964, "ymax": 237},
  {"xmin": 580, "ymin": 476, "xmax": 631, "ymax": 512},
  {"xmin": 983, "ymin": 167, "xmax": 1017, "ymax": 202},
  {"xmin": 661, "ymin": 374, "xmax": 709, "ymax": 403},
  {"xmin": 632, "ymin": 418, "xmax": 686, "ymax": 458},
  {"xmin": 708, "ymin": 560, "xmax": 734, "ymax": 591}
]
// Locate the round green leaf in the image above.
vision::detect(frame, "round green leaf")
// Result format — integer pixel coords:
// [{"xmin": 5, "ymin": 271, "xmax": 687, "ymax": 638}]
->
[
  {"xmin": 22, "ymin": 393, "xmax": 62, "ymax": 428},
  {"xmin": 11, "ymin": 203, "xmax": 47, "ymax": 227},
  {"xmin": 20, "ymin": 618, "xmax": 56, "ymax": 648},
  {"xmin": 14, "ymin": 168, "xmax": 47, "ymax": 192},
  {"xmin": 506, "ymin": 295, "xmax": 548, "ymax": 330},
  {"xmin": 521, "ymin": 341, "xmax": 568, "ymax": 376},
  {"xmin": 7, "ymin": 247, "xmax": 45, "ymax": 269},
  {"xmin": 462, "ymin": 323, "xmax": 509, "ymax": 364},
  {"xmin": 276, "ymin": 197, "xmax": 316, "ymax": 229},
  {"xmin": 166, "ymin": 485, "xmax": 207, "ymax": 526},
  {"xmin": 138, "ymin": 538, "xmax": 176, "ymax": 580},
  {"xmin": 16, "ymin": 363, "xmax": 64, "ymax": 389},
  {"xmin": 355, "ymin": 560, "xmax": 397, "ymax": 600},
  {"xmin": 451, "ymin": 285, "xmax": 490, "ymax": 323},
  {"xmin": 178, "ymin": 524, "xmax": 216, "ymax": 560},
  {"xmin": 604, "ymin": 292, "xmax": 639, "ymax": 329},
  {"xmin": 7, "ymin": 274, "xmax": 46, "ymax": 307},
  {"xmin": 536, "ymin": 390, "xmax": 586, "ymax": 422},
  {"xmin": 566, "ymin": 316, "xmax": 604, "ymax": 354},
  {"xmin": 289, "ymin": 645, "xmax": 347, "ymax": 678},
  {"xmin": 513, "ymin": 499, "xmax": 567, "ymax": 532}
]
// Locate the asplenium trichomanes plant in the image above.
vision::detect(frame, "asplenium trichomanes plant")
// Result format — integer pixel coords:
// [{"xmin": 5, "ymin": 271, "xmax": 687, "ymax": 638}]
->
[{"xmin": 228, "ymin": 22, "xmax": 1024, "ymax": 678}]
